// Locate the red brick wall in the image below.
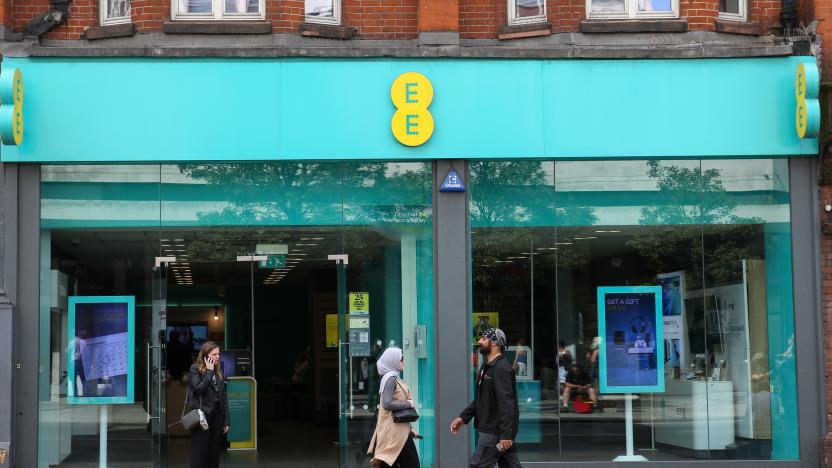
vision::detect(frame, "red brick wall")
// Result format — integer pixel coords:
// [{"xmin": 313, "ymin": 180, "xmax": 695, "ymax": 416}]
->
[
  {"xmin": 460, "ymin": 0, "xmax": 503, "ymax": 39},
  {"xmin": 0, "ymin": 0, "xmax": 809, "ymax": 43},
  {"xmin": 346, "ymin": 0, "xmax": 418, "ymax": 39},
  {"xmin": 681, "ymin": 0, "xmax": 718, "ymax": 30},
  {"xmin": 273, "ymin": 0, "xmax": 302, "ymax": 33},
  {"xmin": 822, "ymin": 185, "xmax": 832, "ymax": 468},
  {"xmin": 8, "ymin": 0, "xmax": 417, "ymax": 39}
]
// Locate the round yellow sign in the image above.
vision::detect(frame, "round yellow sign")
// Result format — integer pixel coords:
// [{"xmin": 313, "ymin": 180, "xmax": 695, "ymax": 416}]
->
[{"xmin": 390, "ymin": 72, "xmax": 434, "ymax": 147}]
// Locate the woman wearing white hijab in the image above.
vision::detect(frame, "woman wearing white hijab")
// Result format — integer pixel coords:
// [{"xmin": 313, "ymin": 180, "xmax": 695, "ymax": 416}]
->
[{"xmin": 368, "ymin": 347, "xmax": 421, "ymax": 468}]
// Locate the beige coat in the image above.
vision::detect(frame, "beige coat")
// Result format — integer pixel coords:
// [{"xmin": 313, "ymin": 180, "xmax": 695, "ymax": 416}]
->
[{"xmin": 368, "ymin": 378, "xmax": 413, "ymax": 465}]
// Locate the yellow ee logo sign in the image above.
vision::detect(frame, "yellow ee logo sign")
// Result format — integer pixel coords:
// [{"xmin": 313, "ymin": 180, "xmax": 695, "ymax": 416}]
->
[
  {"xmin": 795, "ymin": 62, "xmax": 819, "ymax": 139},
  {"xmin": 391, "ymin": 72, "xmax": 434, "ymax": 147},
  {"xmin": 0, "ymin": 68, "xmax": 24, "ymax": 146}
]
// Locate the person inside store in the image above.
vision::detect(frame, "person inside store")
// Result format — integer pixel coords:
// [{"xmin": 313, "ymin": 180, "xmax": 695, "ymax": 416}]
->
[
  {"xmin": 512, "ymin": 338, "xmax": 528, "ymax": 377},
  {"xmin": 188, "ymin": 341, "xmax": 229, "ymax": 468},
  {"xmin": 561, "ymin": 364, "xmax": 598, "ymax": 413},
  {"xmin": 368, "ymin": 347, "xmax": 421, "ymax": 468},
  {"xmin": 587, "ymin": 336, "xmax": 600, "ymax": 384},
  {"xmin": 557, "ymin": 341, "xmax": 573, "ymax": 386},
  {"xmin": 167, "ymin": 329, "xmax": 192, "ymax": 380}
]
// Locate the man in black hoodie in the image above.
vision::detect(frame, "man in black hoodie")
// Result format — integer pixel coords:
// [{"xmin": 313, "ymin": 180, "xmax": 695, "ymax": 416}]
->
[{"xmin": 451, "ymin": 328, "xmax": 522, "ymax": 468}]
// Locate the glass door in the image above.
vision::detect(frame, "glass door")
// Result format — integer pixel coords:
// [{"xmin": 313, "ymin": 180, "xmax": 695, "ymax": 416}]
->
[
  {"xmin": 335, "ymin": 254, "xmax": 386, "ymax": 468},
  {"xmin": 150, "ymin": 258, "xmax": 169, "ymax": 468}
]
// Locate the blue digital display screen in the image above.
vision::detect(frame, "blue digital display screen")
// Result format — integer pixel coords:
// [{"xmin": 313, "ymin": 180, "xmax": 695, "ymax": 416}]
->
[{"xmin": 597, "ymin": 287, "xmax": 664, "ymax": 394}]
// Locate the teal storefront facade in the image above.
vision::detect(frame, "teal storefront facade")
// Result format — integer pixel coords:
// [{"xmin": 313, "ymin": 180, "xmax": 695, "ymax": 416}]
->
[{"xmin": 2, "ymin": 55, "xmax": 823, "ymax": 468}]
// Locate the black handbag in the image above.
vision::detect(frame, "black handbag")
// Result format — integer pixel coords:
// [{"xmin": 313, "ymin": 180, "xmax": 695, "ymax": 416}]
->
[
  {"xmin": 392, "ymin": 380, "xmax": 419, "ymax": 423},
  {"xmin": 392, "ymin": 407, "xmax": 419, "ymax": 423}
]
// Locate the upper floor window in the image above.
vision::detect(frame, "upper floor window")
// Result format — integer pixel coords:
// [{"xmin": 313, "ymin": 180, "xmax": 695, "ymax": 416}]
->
[
  {"xmin": 587, "ymin": 0, "xmax": 677, "ymax": 18},
  {"xmin": 718, "ymin": 0, "xmax": 746, "ymax": 21},
  {"xmin": 305, "ymin": 0, "xmax": 341, "ymax": 24},
  {"xmin": 172, "ymin": 0, "xmax": 264, "ymax": 20},
  {"xmin": 101, "ymin": 0, "xmax": 131, "ymax": 25},
  {"xmin": 509, "ymin": 0, "xmax": 547, "ymax": 25}
]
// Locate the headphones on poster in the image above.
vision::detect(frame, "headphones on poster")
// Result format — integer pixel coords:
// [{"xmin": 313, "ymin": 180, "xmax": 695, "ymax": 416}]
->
[{"xmin": 630, "ymin": 317, "xmax": 649, "ymax": 334}]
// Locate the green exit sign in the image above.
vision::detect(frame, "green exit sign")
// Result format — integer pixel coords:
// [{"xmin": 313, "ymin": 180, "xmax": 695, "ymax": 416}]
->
[{"xmin": 259, "ymin": 255, "xmax": 285, "ymax": 269}]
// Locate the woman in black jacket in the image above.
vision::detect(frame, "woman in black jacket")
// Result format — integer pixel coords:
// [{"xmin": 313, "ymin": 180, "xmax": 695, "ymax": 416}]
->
[{"xmin": 188, "ymin": 341, "xmax": 230, "ymax": 468}]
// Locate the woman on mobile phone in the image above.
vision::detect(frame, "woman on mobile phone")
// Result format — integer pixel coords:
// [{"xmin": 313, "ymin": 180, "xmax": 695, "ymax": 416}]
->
[
  {"xmin": 188, "ymin": 341, "xmax": 230, "ymax": 468},
  {"xmin": 368, "ymin": 347, "xmax": 421, "ymax": 468}
]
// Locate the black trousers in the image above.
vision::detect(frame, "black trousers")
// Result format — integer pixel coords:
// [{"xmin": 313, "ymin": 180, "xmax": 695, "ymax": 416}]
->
[
  {"xmin": 190, "ymin": 408, "xmax": 225, "ymax": 468},
  {"xmin": 469, "ymin": 432, "xmax": 522, "ymax": 468},
  {"xmin": 379, "ymin": 435, "xmax": 420, "ymax": 468}
]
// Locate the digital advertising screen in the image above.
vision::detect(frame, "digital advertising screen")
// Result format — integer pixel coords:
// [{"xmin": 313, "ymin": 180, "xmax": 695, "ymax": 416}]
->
[
  {"xmin": 597, "ymin": 286, "xmax": 664, "ymax": 394},
  {"xmin": 67, "ymin": 296, "xmax": 135, "ymax": 404}
]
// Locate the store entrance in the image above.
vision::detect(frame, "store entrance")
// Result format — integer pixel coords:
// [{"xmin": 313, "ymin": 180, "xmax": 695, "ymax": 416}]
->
[{"xmin": 149, "ymin": 228, "xmax": 400, "ymax": 468}]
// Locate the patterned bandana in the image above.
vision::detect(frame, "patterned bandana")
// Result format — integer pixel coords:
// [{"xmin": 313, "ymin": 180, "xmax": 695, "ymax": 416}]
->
[{"xmin": 481, "ymin": 328, "xmax": 506, "ymax": 347}]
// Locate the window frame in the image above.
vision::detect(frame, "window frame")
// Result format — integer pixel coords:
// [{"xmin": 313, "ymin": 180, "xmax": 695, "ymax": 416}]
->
[
  {"xmin": 508, "ymin": 0, "xmax": 548, "ymax": 26},
  {"xmin": 304, "ymin": 0, "xmax": 342, "ymax": 25},
  {"xmin": 717, "ymin": 0, "xmax": 747, "ymax": 22},
  {"xmin": 170, "ymin": 0, "xmax": 265, "ymax": 22},
  {"xmin": 585, "ymin": 0, "xmax": 679, "ymax": 19},
  {"xmin": 100, "ymin": 0, "xmax": 131, "ymax": 26}
]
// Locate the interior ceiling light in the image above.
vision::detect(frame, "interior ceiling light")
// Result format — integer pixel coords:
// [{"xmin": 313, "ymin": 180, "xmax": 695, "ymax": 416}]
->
[
  {"xmin": 213, "ymin": 306, "xmax": 219, "ymax": 321},
  {"xmin": 287, "ymin": 253, "xmax": 308, "ymax": 256},
  {"xmin": 173, "ymin": 238, "xmax": 185, "ymax": 242},
  {"xmin": 574, "ymin": 236, "xmax": 598, "ymax": 240},
  {"xmin": 296, "ymin": 243, "xmax": 318, "ymax": 246},
  {"xmin": 555, "ymin": 242, "xmax": 573, "ymax": 245},
  {"xmin": 300, "ymin": 237, "xmax": 325, "ymax": 241}
]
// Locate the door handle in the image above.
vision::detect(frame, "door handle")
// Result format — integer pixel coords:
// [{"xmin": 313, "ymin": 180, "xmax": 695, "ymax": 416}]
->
[
  {"xmin": 338, "ymin": 341, "xmax": 353, "ymax": 418},
  {"xmin": 146, "ymin": 342, "xmax": 161, "ymax": 423}
]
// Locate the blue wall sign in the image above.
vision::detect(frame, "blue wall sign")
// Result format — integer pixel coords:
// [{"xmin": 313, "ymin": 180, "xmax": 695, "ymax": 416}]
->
[
  {"xmin": 440, "ymin": 168, "xmax": 465, "ymax": 192},
  {"xmin": 597, "ymin": 286, "xmax": 664, "ymax": 394}
]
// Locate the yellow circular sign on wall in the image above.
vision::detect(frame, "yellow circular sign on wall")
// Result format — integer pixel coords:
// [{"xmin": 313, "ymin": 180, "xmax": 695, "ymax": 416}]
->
[
  {"xmin": 794, "ymin": 62, "xmax": 819, "ymax": 139},
  {"xmin": 391, "ymin": 72, "xmax": 434, "ymax": 147},
  {"xmin": 0, "ymin": 68, "xmax": 24, "ymax": 146}
]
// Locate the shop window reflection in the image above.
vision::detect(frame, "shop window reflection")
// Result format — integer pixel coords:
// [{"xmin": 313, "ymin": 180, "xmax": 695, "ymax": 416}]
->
[{"xmin": 469, "ymin": 159, "xmax": 798, "ymax": 463}]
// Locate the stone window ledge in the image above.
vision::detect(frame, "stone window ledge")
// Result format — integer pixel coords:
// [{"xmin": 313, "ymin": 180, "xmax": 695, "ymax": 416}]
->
[
  {"xmin": 498, "ymin": 22, "xmax": 552, "ymax": 40},
  {"xmin": 580, "ymin": 19, "xmax": 688, "ymax": 33},
  {"xmin": 714, "ymin": 18, "xmax": 763, "ymax": 35},
  {"xmin": 300, "ymin": 22, "xmax": 356, "ymax": 40},
  {"xmin": 85, "ymin": 23, "xmax": 136, "ymax": 40},
  {"xmin": 162, "ymin": 21, "xmax": 272, "ymax": 34}
]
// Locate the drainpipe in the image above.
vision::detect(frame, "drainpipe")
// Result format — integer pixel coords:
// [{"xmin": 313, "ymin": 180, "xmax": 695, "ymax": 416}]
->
[
  {"xmin": 780, "ymin": 0, "xmax": 797, "ymax": 34},
  {"xmin": 22, "ymin": 0, "xmax": 69, "ymax": 38}
]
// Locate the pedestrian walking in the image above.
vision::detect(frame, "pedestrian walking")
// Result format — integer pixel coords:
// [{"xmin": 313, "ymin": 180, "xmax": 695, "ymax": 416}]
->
[
  {"xmin": 368, "ymin": 347, "xmax": 421, "ymax": 468},
  {"xmin": 451, "ymin": 328, "xmax": 522, "ymax": 468}
]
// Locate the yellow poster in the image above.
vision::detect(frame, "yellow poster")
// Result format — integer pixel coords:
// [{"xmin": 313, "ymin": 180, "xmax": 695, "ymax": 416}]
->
[
  {"xmin": 473, "ymin": 312, "xmax": 499, "ymax": 343},
  {"xmin": 325, "ymin": 314, "xmax": 339, "ymax": 348},
  {"xmin": 349, "ymin": 292, "xmax": 369, "ymax": 315}
]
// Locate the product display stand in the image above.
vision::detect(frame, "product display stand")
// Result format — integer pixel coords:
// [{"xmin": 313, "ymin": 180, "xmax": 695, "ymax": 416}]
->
[
  {"xmin": 99, "ymin": 405, "xmax": 108, "ymax": 468},
  {"xmin": 614, "ymin": 394, "xmax": 647, "ymax": 462}
]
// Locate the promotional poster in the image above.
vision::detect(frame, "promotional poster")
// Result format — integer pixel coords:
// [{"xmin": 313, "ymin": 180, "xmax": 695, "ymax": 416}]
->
[
  {"xmin": 67, "ymin": 296, "xmax": 135, "ymax": 404},
  {"xmin": 597, "ymin": 286, "xmax": 664, "ymax": 394},
  {"xmin": 657, "ymin": 271, "xmax": 688, "ymax": 375}
]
